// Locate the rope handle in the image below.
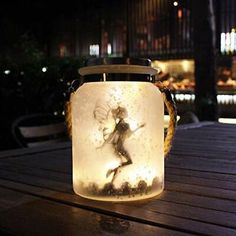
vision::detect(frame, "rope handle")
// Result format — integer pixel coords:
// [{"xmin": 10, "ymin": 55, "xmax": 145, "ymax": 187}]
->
[{"xmin": 156, "ymin": 82, "xmax": 177, "ymax": 157}]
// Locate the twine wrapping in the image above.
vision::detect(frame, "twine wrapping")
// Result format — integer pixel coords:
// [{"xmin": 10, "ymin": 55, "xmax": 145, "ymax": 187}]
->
[
  {"xmin": 65, "ymin": 80, "xmax": 81, "ymax": 139},
  {"xmin": 156, "ymin": 82, "xmax": 177, "ymax": 157},
  {"xmin": 65, "ymin": 100, "xmax": 72, "ymax": 138}
]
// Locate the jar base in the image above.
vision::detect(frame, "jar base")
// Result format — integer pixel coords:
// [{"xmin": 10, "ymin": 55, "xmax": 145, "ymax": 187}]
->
[
  {"xmin": 75, "ymin": 187, "xmax": 164, "ymax": 202},
  {"xmin": 73, "ymin": 178, "xmax": 164, "ymax": 202}
]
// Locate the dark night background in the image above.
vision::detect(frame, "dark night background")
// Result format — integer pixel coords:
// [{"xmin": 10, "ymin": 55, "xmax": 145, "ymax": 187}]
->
[
  {"xmin": 0, "ymin": 0, "xmax": 84, "ymax": 150},
  {"xmin": 0, "ymin": 0, "xmax": 77, "ymax": 57}
]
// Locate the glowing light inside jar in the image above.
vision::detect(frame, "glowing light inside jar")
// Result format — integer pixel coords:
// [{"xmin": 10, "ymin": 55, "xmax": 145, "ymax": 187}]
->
[{"xmin": 71, "ymin": 82, "xmax": 164, "ymax": 201}]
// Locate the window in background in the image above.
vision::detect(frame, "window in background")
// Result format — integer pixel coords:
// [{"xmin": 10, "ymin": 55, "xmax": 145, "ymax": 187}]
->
[{"xmin": 89, "ymin": 44, "xmax": 99, "ymax": 56}]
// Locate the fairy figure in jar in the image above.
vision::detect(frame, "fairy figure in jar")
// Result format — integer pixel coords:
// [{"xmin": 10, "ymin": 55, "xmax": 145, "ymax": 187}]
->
[{"xmin": 94, "ymin": 103, "xmax": 145, "ymax": 183}]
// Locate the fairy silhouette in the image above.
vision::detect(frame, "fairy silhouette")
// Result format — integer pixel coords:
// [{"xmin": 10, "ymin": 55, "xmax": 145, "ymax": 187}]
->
[{"xmin": 94, "ymin": 102, "xmax": 145, "ymax": 183}]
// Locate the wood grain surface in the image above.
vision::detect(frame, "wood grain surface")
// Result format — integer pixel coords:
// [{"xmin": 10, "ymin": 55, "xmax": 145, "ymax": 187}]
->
[{"xmin": 0, "ymin": 122, "xmax": 236, "ymax": 235}]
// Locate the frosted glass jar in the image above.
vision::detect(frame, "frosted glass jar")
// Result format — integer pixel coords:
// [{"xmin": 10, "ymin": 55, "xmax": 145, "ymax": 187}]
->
[{"xmin": 71, "ymin": 58, "xmax": 165, "ymax": 202}]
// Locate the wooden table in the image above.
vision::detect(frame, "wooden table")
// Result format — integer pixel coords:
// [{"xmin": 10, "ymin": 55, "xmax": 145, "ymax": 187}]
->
[{"xmin": 0, "ymin": 122, "xmax": 236, "ymax": 235}]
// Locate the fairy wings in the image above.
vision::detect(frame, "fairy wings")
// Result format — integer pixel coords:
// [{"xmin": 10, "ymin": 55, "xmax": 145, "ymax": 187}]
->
[
  {"xmin": 93, "ymin": 102, "xmax": 117, "ymax": 148},
  {"xmin": 93, "ymin": 101, "xmax": 145, "ymax": 148}
]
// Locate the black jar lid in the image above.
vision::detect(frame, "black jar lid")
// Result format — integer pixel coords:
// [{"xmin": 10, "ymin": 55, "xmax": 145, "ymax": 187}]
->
[{"xmin": 84, "ymin": 57, "xmax": 152, "ymax": 67}]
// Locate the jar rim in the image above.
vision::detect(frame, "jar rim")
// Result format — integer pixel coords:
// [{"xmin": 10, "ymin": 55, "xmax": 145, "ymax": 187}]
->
[{"xmin": 79, "ymin": 64, "xmax": 159, "ymax": 76}]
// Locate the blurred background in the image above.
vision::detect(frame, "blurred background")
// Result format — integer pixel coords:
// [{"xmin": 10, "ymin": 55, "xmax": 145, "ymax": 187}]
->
[{"xmin": 0, "ymin": 0, "xmax": 236, "ymax": 150}]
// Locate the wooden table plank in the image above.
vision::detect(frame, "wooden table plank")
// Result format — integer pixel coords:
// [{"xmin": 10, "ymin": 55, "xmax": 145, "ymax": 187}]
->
[
  {"xmin": 0, "ymin": 176, "xmax": 236, "ymax": 235},
  {"xmin": 166, "ymin": 181, "xmax": 236, "ymax": 201},
  {"xmin": 166, "ymin": 173, "xmax": 236, "ymax": 191},
  {"xmin": 166, "ymin": 167, "xmax": 236, "ymax": 182},
  {"xmin": 0, "ymin": 187, "xmax": 187, "ymax": 236},
  {"xmin": 157, "ymin": 190, "xmax": 236, "ymax": 214},
  {"xmin": 0, "ymin": 142, "xmax": 71, "ymax": 159},
  {"xmin": 167, "ymin": 157, "xmax": 236, "ymax": 174}
]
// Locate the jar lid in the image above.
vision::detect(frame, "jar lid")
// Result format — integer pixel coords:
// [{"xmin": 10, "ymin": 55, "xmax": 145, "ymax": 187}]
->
[
  {"xmin": 79, "ymin": 57, "xmax": 159, "ymax": 76},
  {"xmin": 84, "ymin": 57, "xmax": 152, "ymax": 66}
]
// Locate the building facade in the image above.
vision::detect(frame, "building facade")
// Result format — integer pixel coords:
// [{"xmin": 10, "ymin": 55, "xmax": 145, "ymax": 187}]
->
[
  {"xmin": 50, "ymin": 0, "xmax": 193, "ymax": 59},
  {"xmin": 48, "ymin": 0, "xmax": 236, "ymax": 118}
]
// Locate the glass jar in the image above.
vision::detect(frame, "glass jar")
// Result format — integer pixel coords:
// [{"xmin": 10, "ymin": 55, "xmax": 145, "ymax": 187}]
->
[{"xmin": 70, "ymin": 57, "xmax": 174, "ymax": 201}]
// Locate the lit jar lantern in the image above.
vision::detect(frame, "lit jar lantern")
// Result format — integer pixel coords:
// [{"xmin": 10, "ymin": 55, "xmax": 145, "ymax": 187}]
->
[{"xmin": 69, "ymin": 58, "xmax": 176, "ymax": 202}]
